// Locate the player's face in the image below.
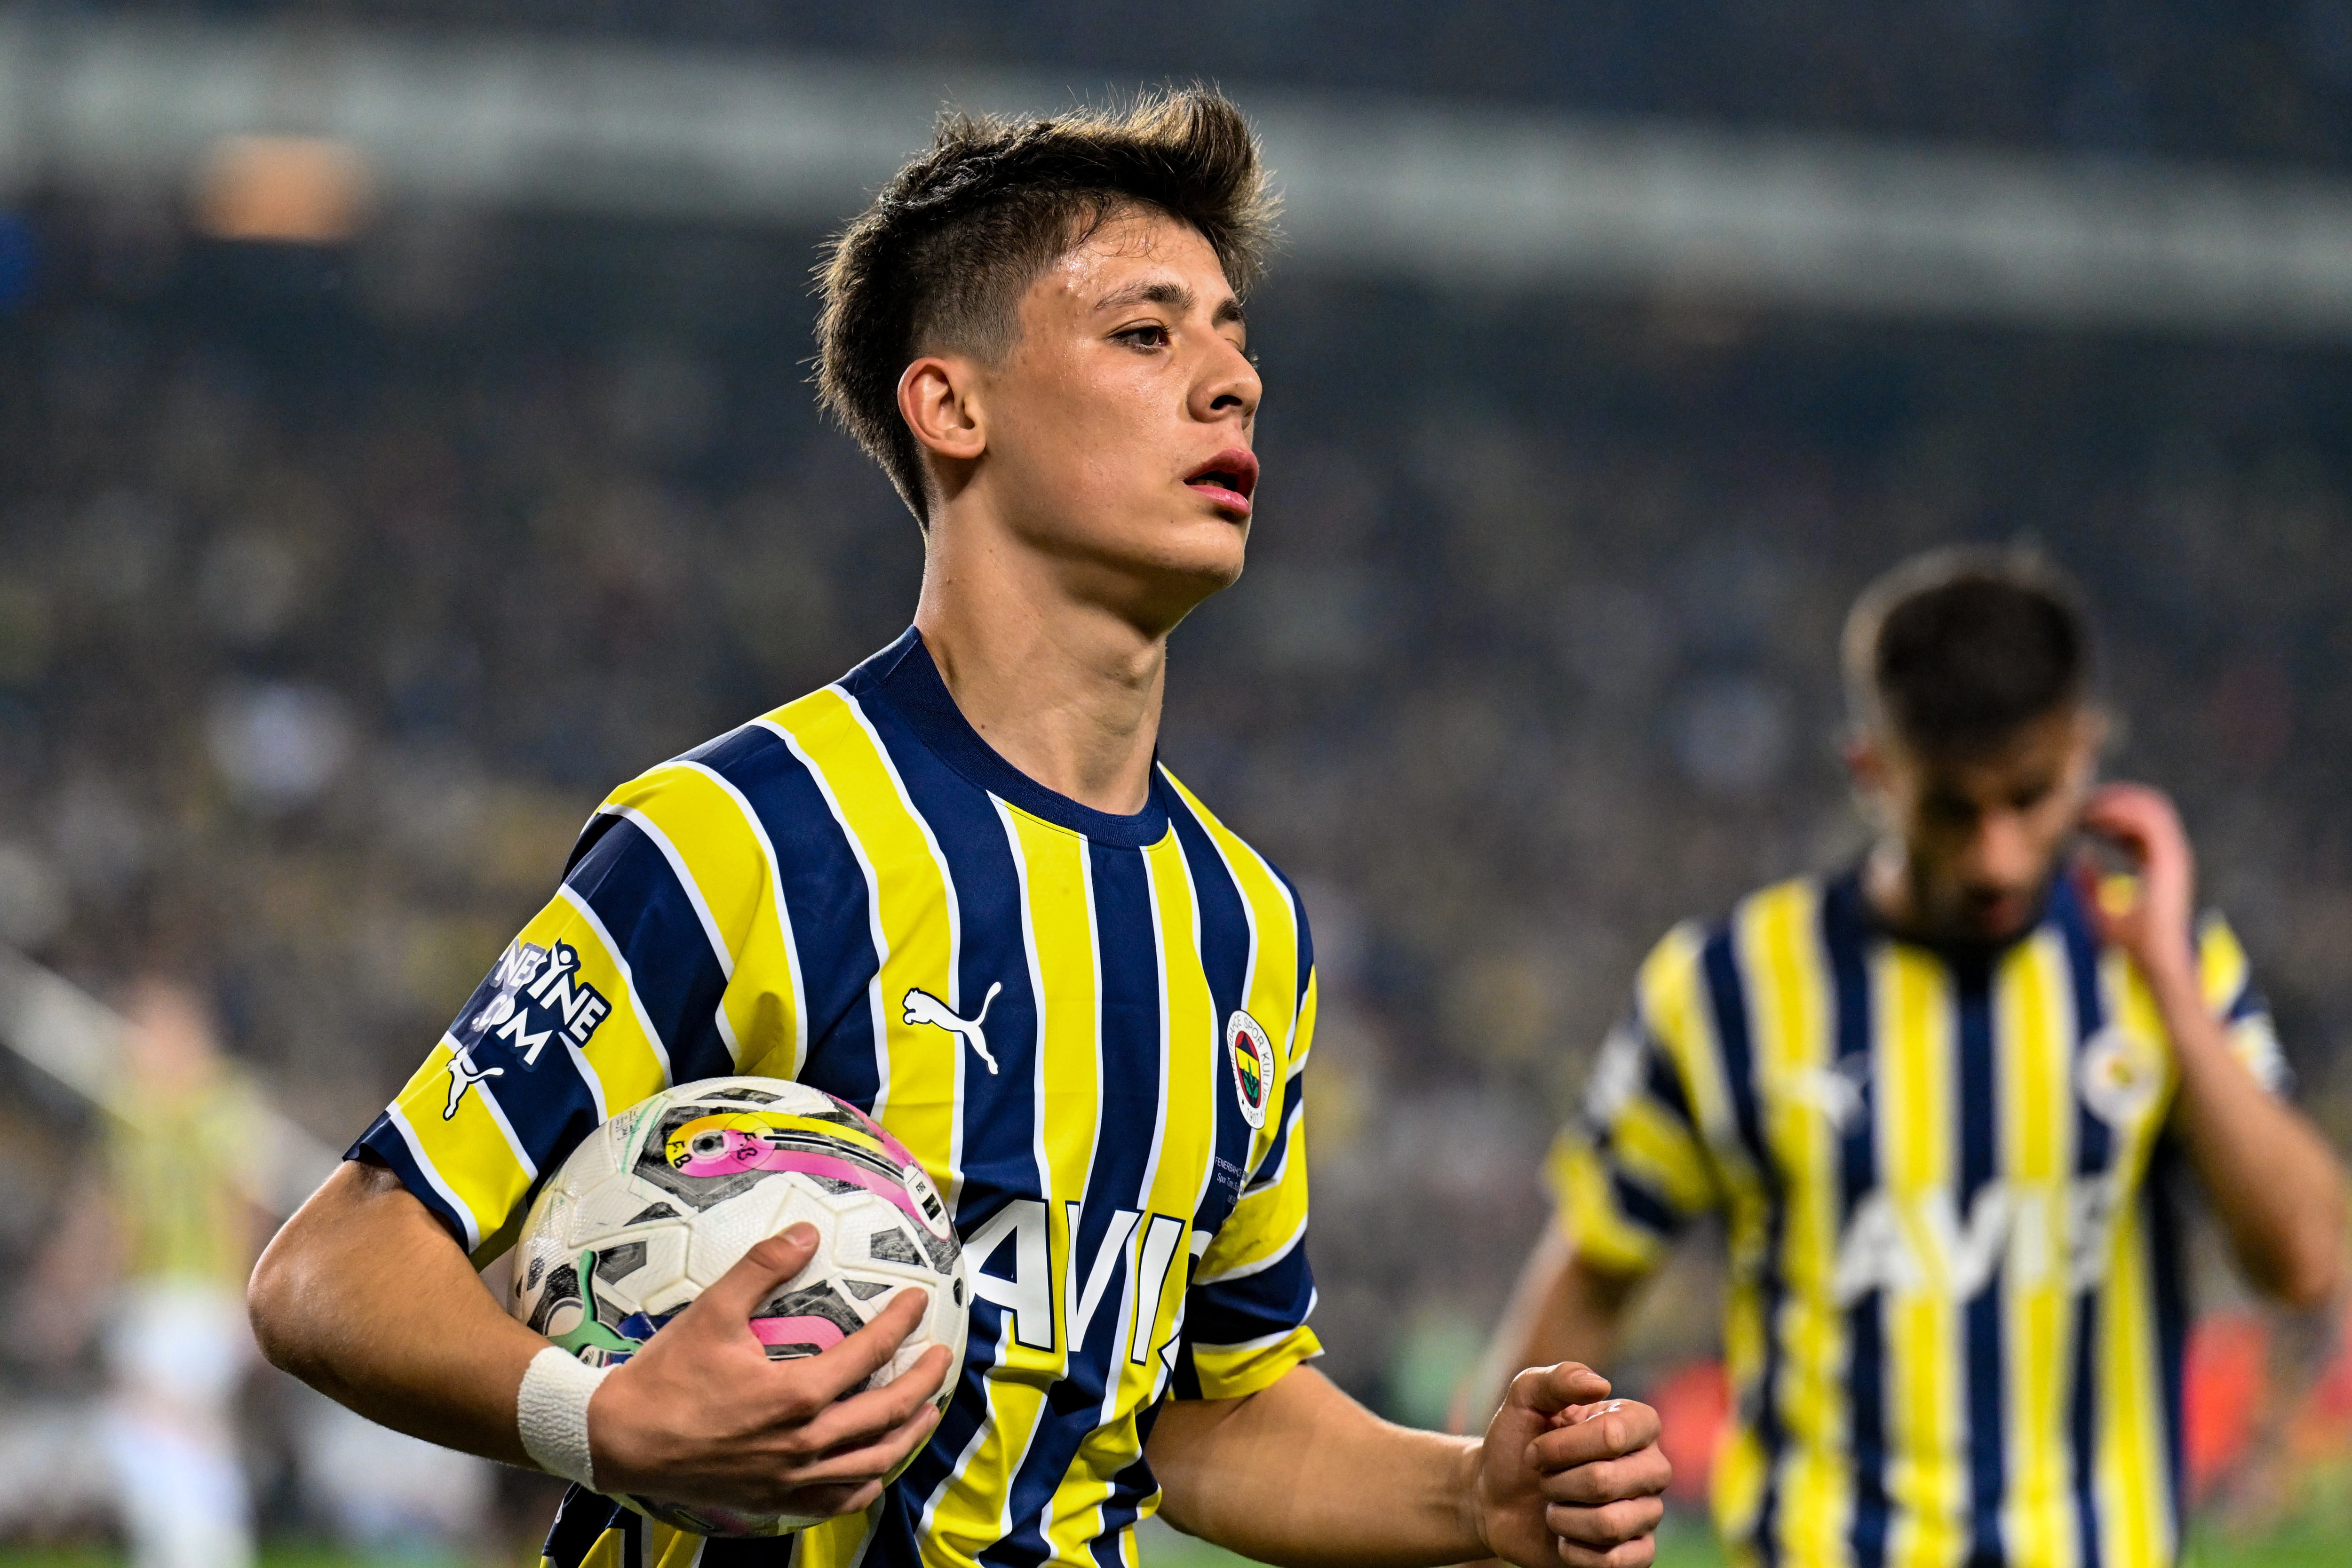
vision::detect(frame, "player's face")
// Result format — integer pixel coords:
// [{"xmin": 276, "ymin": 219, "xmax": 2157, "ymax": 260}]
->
[
  {"xmin": 972, "ymin": 210, "xmax": 1260, "ymax": 629},
  {"xmin": 1857, "ymin": 706, "xmax": 2102, "ymax": 943}
]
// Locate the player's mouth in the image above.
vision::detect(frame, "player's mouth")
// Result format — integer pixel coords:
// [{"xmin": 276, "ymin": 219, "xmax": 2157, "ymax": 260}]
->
[{"xmin": 1183, "ymin": 449, "xmax": 1258, "ymax": 518}]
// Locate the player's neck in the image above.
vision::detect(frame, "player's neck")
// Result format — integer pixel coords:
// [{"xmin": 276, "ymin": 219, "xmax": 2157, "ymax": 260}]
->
[{"xmin": 912, "ymin": 525, "xmax": 1172, "ymax": 819}]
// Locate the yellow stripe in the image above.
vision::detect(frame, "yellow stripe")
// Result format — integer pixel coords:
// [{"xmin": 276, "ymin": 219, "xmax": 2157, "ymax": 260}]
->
[
  {"xmin": 2196, "ymin": 914, "xmax": 2249, "ymax": 1015},
  {"xmin": 573, "ymin": 1528, "xmax": 626, "ymax": 1568},
  {"xmin": 2091, "ymin": 955, "xmax": 2177, "ymax": 1568},
  {"xmin": 1187, "ymin": 1323, "xmax": 1323, "ymax": 1397},
  {"xmin": 1876, "ymin": 940, "xmax": 1965, "ymax": 1568},
  {"xmin": 1996, "ymin": 931, "xmax": 2080, "ymax": 1568},
  {"xmin": 1739, "ymin": 881, "xmax": 1852, "ymax": 1568},
  {"xmin": 1548, "ymin": 1132, "xmax": 1670, "ymax": 1275},
  {"xmin": 608, "ymin": 758, "xmax": 805, "ymax": 1074},
  {"xmin": 763, "ymin": 690, "xmax": 960, "ymax": 1192},
  {"xmin": 791, "ymin": 1505, "xmax": 879, "ymax": 1568}
]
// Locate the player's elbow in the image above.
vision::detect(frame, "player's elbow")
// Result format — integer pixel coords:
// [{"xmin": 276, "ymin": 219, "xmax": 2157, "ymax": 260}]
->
[
  {"xmin": 2269, "ymin": 1216, "xmax": 2345, "ymax": 1311},
  {"xmin": 246, "ymin": 1218, "xmax": 321, "ymax": 1379}
]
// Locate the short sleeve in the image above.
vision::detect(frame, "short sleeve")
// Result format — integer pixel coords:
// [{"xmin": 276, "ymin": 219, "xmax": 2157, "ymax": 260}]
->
[
  {"xmin": 349, "ymin": 762, "xmax": 769, "ymax": 1262},
  {"xmin": 1545, "ymin": 932, "xmax": 1723, "ymax": 1278},
  {"xmin": 2197, "ymin": 911, "xmax": 2290, "ymax": 1096},
  {"xmin": 1170, "ymin": 969, "xmax": 1322, "ymax": 1402}
]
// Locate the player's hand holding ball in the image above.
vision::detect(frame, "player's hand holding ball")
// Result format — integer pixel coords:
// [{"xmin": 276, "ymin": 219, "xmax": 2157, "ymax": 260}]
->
[
  {"xmin": 588, "ymin": 1223, "xmax": 951, "ymax": 1522},
  {"xmin": 1471, "ymin": 1361, "xmax": 1670, "ymax": 1568}
]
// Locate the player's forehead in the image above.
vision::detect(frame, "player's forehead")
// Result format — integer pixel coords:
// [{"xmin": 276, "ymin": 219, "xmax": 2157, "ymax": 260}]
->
[
  {"xmin": 1905, "ymin": 705, "xmax": 2085, "ymax": 800},
  {"xmin": 1023, "ymin": 208, "xmax": 1241, "ymax": 327}
]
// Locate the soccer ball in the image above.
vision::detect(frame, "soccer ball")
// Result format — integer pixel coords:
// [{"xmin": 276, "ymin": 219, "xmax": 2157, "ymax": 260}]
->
[{"xmin": 509, "ymin": 1076, "xmax": 969, "ymax": 1537}]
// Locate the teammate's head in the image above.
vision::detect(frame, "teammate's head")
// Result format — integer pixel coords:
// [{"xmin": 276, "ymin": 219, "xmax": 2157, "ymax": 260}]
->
[
  {"xmin": 1842, "ymin": 548, "xmax": 2103, "ymax": 941},
  {"xmin": 816, "ymin": 89, "xmax": 1274, "ymax": 621}
]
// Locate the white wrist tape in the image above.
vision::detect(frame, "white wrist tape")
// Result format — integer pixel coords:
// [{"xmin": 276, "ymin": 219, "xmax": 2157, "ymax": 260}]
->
[{"xmin": 518, "ymin": 1346, "xmax": 610, "ymax": 1490}]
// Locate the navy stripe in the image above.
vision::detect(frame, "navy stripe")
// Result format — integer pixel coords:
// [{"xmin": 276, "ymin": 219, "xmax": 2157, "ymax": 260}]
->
[
  {"xmin": 1823, "ymin": 876, "xmax": 1888, "ymax": 1568},
  {"xmin": 2147, "ymin": 1149, "xmax": 2191, "ymax": 1543},
  {"xmin": 1186, "ymin": 1246, "xmax": 1315, "ymax": 1345},
  {"xmin": 982, "ymin": 841, "xmax": 1167, "ymax": 1568},
  {"xmin": 1643, "ymin": 1030, "xmax": 1697, "ymax": 1125},
  {"xmin": 2051, "ymin": 877, "xmax": 2109, "ymax": 1568},
  {"xmin": 565, "ymin": 816, "xmax": 735, "ymax": 1083},
  {"xmin": 693, "ymin": 723, "xmax": 884, "ymax": 1108},
  {"xmin": 1703, "ymin": 919, "xmax": 1782, "ymax": 1568},
  {"xmin": 1953, "ymin": 950, "xmax": 2007, "ymax": 1563},
  {"xmin": 1606, "ymin": 1165, "xmax": 1684, "ymax": 1235}
]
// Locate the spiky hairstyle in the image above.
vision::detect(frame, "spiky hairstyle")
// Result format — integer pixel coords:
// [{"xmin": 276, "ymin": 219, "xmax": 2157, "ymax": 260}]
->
[{"xmin": 815, "ymin": 87, "xmax": 1278, "ymax": 525}]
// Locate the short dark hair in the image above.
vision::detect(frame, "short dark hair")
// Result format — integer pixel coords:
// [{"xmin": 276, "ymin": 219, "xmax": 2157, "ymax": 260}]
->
[
  {"xmin": 1843, "ymin": 547, "xmax": 2094, "ymax": 753},
  {"xmin": 815, "ymin": 88, "xmax": 1278, "ymax": 525}
]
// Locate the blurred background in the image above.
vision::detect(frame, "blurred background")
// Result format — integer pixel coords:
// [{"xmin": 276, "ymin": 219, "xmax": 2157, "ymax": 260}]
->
[{"xmin": 5, "ymin": 2, "xmax": 2352, "ymax": 1564}]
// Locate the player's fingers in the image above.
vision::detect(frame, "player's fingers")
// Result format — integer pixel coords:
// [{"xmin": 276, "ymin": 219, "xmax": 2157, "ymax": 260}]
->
[
  {"xmin": 1538, "ymin": 1446, "xmax": 1673, "ymax": 1506},
  {"xmin": 778, "ymin": 1289, "xmax": 934, "ymax": 1408},
  {"xmin": 690, "ymin": 1224, "xmax": 822, "ymax": 1327},
  {"xmin": 1529, "ymin": 1402, "xmax": 1661, "ymax": 1471},
  {"xmin": 1547, "ymin": 1494, "xmax": 1664, "ymax": 1548},
  {"xmin": 1510, "ymin": 1361, "xmax": 1612, "ymax": 1418},
  {"xmin": 782, "ymin": 1401, "xmax": 942, "ymax": 1488},
  {"xmin": 1554, "ymin": 1532, "xmax": 1656, "ymax": 1568},
  {"xmin": 793, "ymin": 1345, "xmax": 953, "ymax": 1452},
  {"xmin": 770, "ymin": 1480, "xmax": 880, "ymax": 1520}
]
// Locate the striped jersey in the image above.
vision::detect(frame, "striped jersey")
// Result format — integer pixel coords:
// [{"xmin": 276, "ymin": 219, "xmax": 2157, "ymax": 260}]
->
[
  {"xmin": 352, "ymin": 629, "xmax": 1323, "ymax": 1568},
  {"xmin": 1549, "ymin": 868, "xmax": 2285, "ymax": 1568}
]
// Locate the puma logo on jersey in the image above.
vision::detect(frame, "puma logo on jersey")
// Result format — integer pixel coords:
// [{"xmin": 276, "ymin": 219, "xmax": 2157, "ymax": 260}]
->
[
  {"xmin": 443, "ymin": 1046, "xmax": 505, "ymax": 1119},
  {"xmin": 903, "ymin": 982, "xmax": 1004, "ymax": 1075}
]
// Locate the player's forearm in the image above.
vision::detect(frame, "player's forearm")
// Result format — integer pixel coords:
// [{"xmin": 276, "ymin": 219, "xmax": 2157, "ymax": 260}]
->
[
  {"xmin": 1149, "ymin": 1366, "xmax": 1485, "ymax": 1568},
  {"xmin": 249, "ymin": 1160, "xmax": 544, "ymax": 1466},
  {"xmin": 2153, "ymin": 972, "xmax": 2346, "ymax": 1307}
]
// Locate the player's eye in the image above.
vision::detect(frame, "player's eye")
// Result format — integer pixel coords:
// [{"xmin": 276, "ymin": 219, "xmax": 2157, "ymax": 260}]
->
[{"xmin": 1113, "ymin": 323, "xmax": 1170, "ymax": 350}]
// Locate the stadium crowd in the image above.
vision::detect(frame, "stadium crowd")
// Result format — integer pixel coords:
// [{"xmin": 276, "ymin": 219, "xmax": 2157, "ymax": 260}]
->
[{"xmin": 4, "ymin": 176, "xmax": 2352, "ymax": 1546}]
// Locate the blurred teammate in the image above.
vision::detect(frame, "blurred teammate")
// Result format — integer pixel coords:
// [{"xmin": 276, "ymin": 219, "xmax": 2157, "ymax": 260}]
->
[
  {"xmin": 33, "ymin": 979, "xmax": 270, "ymax": 1568},
  {"xmin": 250, "ymin": 91, "xmax": 1669, "ymax": 1568},
  {"xmin": 1475, "ymin": 549, "xmax": 2345, "ymax": 1567}
]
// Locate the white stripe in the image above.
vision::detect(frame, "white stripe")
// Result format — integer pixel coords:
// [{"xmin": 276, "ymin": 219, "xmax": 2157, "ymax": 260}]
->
[
  {"xmin": 1191, "ymin": 1208, "xmax": 1308, "ymax": 1287},
  {"xmin": 556, "ymin": 882, "xmax": 673, "ymax": 1087},
  {"xmin": 759, "ymin": 714, "xmax": 893, "ymax": 1114},
  {"xmin": 676, "ymin": 755, "xmax": 808, "ymax": 1077},
  {"xmin": 838, "ymin": 690, "xmax": 968, "ymax": 1211},
  {"xmin": 385, "ymin": 1100, "xmax": 482, "ymax": 1252},
  {"xmin": 443, "ymin": 1031, "xmax": 539, "ymax": 1183}
]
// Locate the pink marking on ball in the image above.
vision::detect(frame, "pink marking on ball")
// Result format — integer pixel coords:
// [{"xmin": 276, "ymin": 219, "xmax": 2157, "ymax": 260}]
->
[{"xmin": 750, "ymin": 1315, "xmax": 848, "ymax": 1353}]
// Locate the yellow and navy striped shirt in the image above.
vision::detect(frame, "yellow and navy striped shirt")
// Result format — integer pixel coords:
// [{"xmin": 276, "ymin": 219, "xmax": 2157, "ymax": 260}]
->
[
  {"xmin": 1550, "ymin": 869, "xmax": 2285, "ymax": 1568},
  {"xmin": 353, "ymin": 630, "xmax": 1323, "ymax": 1568}
]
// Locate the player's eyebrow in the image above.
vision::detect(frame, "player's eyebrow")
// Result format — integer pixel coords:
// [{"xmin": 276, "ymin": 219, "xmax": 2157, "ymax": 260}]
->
[{"xmin": 1095, "ymin": 279, "xmax": 1247, "ymax": 328}]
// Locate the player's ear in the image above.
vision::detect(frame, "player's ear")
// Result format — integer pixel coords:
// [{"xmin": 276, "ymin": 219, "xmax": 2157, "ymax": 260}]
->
[
  {"xmin": 898, "ymin": 355, "xmax": 987, "ymax": 465},
  {"xmin": 1843, "ymin": 724, "xmax": 1892, "ymax": 810}
]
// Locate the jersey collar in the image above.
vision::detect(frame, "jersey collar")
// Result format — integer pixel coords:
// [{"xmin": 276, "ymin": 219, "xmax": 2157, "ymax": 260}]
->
[{"xmin": 848, "ymin": 628, "xmax": 1171, "ymax": 849}]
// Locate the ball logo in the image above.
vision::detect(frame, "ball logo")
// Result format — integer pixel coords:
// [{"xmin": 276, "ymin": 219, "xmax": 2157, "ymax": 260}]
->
[{"xmin": 1226, "ymin": 1011, "xmax": 1274, "ymax": 1130}]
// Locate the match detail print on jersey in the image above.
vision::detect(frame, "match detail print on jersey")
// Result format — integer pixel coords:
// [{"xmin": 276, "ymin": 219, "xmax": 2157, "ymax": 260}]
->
[
  {"xmin": 1549, "ymin": 869, "xmax": 2286, "ymax": 1568},
  {"xmin": 351, "ymin": 629, "xmax": 1324, "ymax": 1568}
]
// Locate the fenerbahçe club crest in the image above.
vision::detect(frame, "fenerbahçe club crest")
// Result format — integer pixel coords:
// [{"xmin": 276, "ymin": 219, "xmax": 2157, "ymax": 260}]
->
[{"xmin": 1227, "ymin": 1010, "xmax": 1274, "ymax": 1129}]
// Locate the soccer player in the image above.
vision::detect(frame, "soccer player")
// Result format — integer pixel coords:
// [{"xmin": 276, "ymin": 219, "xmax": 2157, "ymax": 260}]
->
[
  {"xmin": 1473, "ymin": 548, "xmax": 2346, "ymax": 1567},
  {"xmin": 248, "ymin": 91, "xmax": 1670, "ymax": 1568}
]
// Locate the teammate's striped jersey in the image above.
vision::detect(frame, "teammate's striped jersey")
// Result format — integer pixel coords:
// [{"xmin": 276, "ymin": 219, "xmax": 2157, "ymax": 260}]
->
[
  {"xmin": 1550, "ymin": 869, "xmax": 2285, "ymax": 1568},
  {"xmin": 351, "ymin": 629, "xmax": 1323, "ymax": 1568}
]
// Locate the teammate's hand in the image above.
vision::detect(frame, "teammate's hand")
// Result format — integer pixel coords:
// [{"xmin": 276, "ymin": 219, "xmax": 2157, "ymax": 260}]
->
[
  {"xmin": 1471, "ymin": 1361, "xmax": 1669, "ymax": 1568},
  {"xmin": 585, "ymin": 1221, "xmax": 952, "ymax": 1518},
  {"xmin": 2078, "ymin": 782, "xmax": 2197, "ymax": 994}
]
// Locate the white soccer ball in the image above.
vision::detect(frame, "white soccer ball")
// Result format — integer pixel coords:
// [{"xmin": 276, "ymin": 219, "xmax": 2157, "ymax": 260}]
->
[{"xmin": 509, "ymin": 1076, "xmax": 968, "ymax": 1537}]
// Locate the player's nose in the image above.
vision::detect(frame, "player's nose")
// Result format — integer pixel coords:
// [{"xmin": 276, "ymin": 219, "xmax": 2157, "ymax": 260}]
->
[{"xmin": 1193, "ymin": 336, "xmax": 1260, "ymax": 422}]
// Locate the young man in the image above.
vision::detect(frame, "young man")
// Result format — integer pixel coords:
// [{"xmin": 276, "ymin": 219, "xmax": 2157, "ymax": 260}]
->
[
  {"xmin": 248, "ymin": 92, "xmax": 1670, "ymax": 1568},
  {"xmin": 1476, "ymin": 549, "xmax": 2345, "ymax": 1568}
]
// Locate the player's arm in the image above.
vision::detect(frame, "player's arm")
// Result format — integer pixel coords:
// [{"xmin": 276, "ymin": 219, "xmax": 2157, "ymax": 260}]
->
[
  {"xmin": 2082, "ymin": 783, "xmax": 2347, "ymax": 1307},
  {"xmin": 1148, "ymin": 1360, "xmax": 1667, "ymax": 1568},
  {"xmin": 250, "ymin": 1158, "xmax": 949, "ymax": 1513}
]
